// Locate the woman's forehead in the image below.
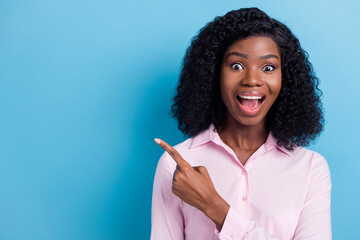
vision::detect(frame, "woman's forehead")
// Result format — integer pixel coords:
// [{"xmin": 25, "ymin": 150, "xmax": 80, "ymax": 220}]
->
[{"xmin": 224, "ymin": 36, "xmax": 280, "ymax": 58}]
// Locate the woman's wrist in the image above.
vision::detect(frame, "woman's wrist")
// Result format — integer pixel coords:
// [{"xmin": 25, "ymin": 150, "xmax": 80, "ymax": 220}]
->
[{"xmin": 202, "ymin": 194, "xmax": 230, "ymax": 230}]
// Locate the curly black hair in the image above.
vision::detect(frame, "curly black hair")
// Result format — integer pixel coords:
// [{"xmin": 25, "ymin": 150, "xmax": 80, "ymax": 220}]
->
[{"xmin": 171, "ymin": 7, "xmax": 324, "ymax": 151}]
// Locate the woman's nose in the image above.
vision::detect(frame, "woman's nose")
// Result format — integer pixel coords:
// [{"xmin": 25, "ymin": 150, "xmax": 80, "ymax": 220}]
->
[{"xmin": 241, "ymin": 69, "xmax": 263, "ymax": 87}]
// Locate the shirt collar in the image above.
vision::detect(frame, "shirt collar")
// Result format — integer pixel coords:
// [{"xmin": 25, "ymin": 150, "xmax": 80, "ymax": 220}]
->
[{"xmin": 189, "ymin": 123, "xmax": 292, "ymax": 157}]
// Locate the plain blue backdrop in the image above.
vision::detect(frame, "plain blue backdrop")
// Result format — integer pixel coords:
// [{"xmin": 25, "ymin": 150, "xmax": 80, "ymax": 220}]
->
[{"xmin": 0, "ymin": 0, "xmax": 359, "ymax": 239}]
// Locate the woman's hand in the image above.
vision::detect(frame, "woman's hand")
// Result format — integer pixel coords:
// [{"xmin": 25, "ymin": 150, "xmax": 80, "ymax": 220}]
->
[{"xmin": 154, "ymin": 138, "xmax": 230, "ymax": 230}]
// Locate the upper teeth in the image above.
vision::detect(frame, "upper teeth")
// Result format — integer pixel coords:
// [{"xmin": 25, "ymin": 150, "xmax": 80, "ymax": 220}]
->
[{"xmin": 239, "ymin": 96, "xmax": 263, "ymax": 100}]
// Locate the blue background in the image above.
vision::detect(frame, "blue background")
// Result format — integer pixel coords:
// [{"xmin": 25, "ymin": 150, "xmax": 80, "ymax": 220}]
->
[{"xmin": 0, "ymin": 0, "xmax": 358, "ymax": 239}]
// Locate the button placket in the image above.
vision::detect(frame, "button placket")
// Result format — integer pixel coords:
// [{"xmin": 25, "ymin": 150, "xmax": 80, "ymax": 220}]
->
[
  {"xmin": 242, "ymin": 171, "xmax": 251, "ymax": 219},
  {"xmin": 239, "ymin": 169, "xmax": 249, "ymax": 206}
]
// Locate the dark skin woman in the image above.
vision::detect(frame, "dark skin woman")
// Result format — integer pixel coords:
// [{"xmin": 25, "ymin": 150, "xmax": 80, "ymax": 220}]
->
[
  {"xmin": 155, "ymin": 35, "xmax": 282, "ymax": 230},
  {"xmin": 152, "ymin": 7, "xmax": 327, "ymax": 239}
]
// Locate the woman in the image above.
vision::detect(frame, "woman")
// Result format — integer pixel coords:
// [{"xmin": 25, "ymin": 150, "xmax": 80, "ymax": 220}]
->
[{"xmin": 151, "ymin": 7, "xmax": 331, "ymax": 240}]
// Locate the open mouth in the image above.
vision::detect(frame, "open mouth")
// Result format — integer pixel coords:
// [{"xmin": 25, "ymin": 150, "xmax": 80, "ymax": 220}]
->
[{"xmin": 236, "ymin": 95, "xmax": 265, "ymax": 110}]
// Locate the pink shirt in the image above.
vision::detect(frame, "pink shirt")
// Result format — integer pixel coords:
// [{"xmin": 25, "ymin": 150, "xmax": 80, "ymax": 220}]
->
[{"xmin": 151, "ymin": 124, "xmax": 332, "ymax": 239}]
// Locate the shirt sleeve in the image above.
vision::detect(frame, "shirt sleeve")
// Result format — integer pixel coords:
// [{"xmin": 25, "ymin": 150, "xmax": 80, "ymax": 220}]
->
[
  {"xmin": 215, "ymin": 154, "xmax": 332, "ymax": 240},
  {"xmin": 292, "ymin": 153, "xmax": 332, "ymax": 239},
  {"xmin": 214, "ymin": 206, "xmax": 280, "ymax": 239},
  {"xmin": 150, "ymin": 152, "xmax": 184, "ymax": 240}
]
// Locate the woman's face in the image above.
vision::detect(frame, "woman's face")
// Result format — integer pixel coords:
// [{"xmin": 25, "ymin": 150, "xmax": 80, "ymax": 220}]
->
[{"xmin": 220, "ymin": 36, "xmax": 282, "ymax": 127}]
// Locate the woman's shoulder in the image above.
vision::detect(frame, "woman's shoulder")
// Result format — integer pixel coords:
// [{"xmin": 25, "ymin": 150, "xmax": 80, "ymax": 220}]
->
[
  {"xmin": 290, "ymin": 146, "xmax": 331, "ymax": 176},
  {"xmin": 291, "ymin": 145, "xmax": 327, "ymax": 161},
  {"xmin": 172, "ymin": 137, "xmax": 194, "ymax": 152}
]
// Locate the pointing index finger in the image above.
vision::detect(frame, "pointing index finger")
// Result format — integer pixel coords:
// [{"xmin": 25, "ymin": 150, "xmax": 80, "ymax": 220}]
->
[{"xmin": 154, "ymin": 138, "xmax": 191, "ymax": 168}]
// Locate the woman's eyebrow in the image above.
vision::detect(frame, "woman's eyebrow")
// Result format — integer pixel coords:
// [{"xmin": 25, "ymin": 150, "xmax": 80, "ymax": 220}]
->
[
  {"xmin": 226, "ymin": 52, "xmax": 248, "ymax": 59},
  {"xmin": 226, "ymin": 52, "xmax": 279, "ymax": 60},
  {"xmin": 259, "ymin": 54, "xmax": 279, "ymax": 60}
]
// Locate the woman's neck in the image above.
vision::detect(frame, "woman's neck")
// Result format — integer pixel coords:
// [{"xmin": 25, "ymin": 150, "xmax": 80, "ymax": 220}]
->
[{"xmin": 217, "ymin": 117, "xmax": 269, "ymax": 152}]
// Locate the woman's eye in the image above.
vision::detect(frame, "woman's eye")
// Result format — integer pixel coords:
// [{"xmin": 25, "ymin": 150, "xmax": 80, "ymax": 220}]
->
[
  {"xmin": 262, "ymin": 65, "xmax": 275, "ymax": 72},
  {"xmin": 231, "ymin": 63, "xmax": 244, "ymax": 70}
]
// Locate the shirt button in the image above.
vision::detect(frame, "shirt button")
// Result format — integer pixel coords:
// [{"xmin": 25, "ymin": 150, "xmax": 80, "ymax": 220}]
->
[
  {"xmin": 242, "ymin": 195, "xmax": 247, "ymax": 201},
  {"xmin": 241, "ymin": 170, "xmax": 246, "ymax": 175}
]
